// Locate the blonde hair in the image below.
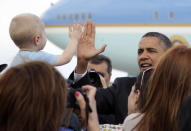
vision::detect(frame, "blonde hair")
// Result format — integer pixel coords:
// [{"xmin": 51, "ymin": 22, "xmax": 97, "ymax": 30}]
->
[{"xmin": 9, "ymin": 13, "xmax": 44, "ymax": 48}]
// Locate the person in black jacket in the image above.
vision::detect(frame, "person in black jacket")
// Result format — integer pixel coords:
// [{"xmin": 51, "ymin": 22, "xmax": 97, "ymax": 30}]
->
[
  {"xmin": 87, "ymin": 54, "xmax": 116, "ymax": 124},
  {"xmin": 69, "ymin": 20, "xmax": 173, "ymax": 124}
]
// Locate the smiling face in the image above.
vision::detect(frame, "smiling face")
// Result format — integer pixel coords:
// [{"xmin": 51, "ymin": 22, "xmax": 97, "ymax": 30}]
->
[{"xmin": 138, "ymin": 36, "xmax": 166, "ymax": 72}]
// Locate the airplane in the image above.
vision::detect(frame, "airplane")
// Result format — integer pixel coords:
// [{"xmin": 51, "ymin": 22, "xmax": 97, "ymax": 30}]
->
[{"xmin": 41, "ymin": 0, "xmax": 191, "ymax": 76}]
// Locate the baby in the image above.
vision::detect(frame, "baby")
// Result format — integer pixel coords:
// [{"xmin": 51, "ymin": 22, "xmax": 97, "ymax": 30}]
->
[{"xmin": 9, "ymin": 13, "xmax": 82, "ymax": 67}]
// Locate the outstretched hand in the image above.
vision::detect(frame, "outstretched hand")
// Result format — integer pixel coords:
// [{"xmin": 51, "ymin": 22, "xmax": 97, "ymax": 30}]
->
[
  {"xmin": 69, "ymin": 21, "xmax": 83, "ymax": 41},
  {"xmin": 77, "ymin": 20, "xmax": 107, "ymax": 61}
]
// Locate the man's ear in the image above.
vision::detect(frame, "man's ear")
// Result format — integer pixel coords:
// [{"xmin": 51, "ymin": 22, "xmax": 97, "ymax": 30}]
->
[{"xmin": 33, "ymin": 34, "xmax": 41, "ymax": 46}]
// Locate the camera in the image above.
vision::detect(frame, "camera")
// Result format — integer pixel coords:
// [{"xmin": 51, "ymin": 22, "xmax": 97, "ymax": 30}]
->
[
  {"xmin": 67, "ymin": 88, "xmax": 86, "ymax": 108},
  {"xmin": 67, "ymin": 69, "xmax": 102, "ymax": 109},
  {"xmin": 88, "ymin": 69, "xmax": 102, "ymax": 88}
]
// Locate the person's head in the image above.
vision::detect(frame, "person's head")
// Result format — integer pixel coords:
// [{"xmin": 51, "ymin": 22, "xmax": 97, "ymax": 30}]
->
[
  {"xmin": 138, "ymin": 32, "xmax": 172, "ymax": 72},
  {"xmin": 136, "ymin": 45, "xmax": 191, "ymax": 131},
  {"xmin": 128, "ymin": 68, "xmax": 153, "ymax": 115},
  {"xmin": 87, "ymin": 54, "xmax": 112, "ymax": 86},
  {"xmin": 0, "ymin": 61, "xmax": 67, "ymax": 131},
  {"xmin": 9, "ymin": 13, "xmax": 47, "ymax": 51}
]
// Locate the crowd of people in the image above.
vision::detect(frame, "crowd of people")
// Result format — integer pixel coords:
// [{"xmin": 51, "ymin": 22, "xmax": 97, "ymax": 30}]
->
[{"xmin": 0, "ymin": 12, "xmax": 191, "ymax": 131}]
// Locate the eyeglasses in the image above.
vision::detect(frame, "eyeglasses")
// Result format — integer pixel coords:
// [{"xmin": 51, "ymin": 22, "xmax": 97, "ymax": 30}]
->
[
  {"xmin": 140, "ymin": 68, "xmax": 153, "ymax": 90},
  {"xmin": 0, "ymin": 64, "xmax": 7, "ymax": 73}
]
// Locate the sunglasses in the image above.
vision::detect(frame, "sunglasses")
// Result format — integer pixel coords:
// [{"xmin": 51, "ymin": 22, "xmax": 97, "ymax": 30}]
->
[
  {"xmin": 140, "ymin": 68, "xmax": 153, "ymax": 90},
  {"xmin": 0, "ymin": 64, "xmax": 7, "ymax": 73}
]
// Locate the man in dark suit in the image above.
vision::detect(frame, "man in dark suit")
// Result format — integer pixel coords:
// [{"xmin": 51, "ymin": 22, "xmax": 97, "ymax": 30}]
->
[
  {"xmin": 69, "ymin": 20, "xmax": 173, "ymax": 124},
  {"xmin": 87, "ymin": 54, "xmax": 117, "ymax": 124}
]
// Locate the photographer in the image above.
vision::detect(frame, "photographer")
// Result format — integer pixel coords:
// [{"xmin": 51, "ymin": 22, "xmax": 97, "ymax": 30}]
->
[
  {"xmin": 87, "ymin": 55, "xmax": 116, "ymax": 124},
  {"xmin": 87, "ymin": 54, "xmax": 112, "ymax": 88}
]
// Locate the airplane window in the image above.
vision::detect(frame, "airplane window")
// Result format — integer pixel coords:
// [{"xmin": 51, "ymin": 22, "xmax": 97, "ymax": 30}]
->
[
  {"xmin": 88, "ymin": 13, "xmax": 92, "ymax": 19},
  {"xmin": 62, "ymin": 14, "xmax": 66, "ymax": 20},
  {"xmin": 154, "ymin": 12, "xmax": 158, "ymax": 19},
  {"xmin": 168, "ymin": 12, "xmax": 174, "ymax": 19},
  {"xmin": 74, "ymin": 14, "xmax": 79, "ymax": 20},
  {"xmin": 81, "ymin": 13, "xmax": 85, "ymax": 20},
  {"xmin": 56, "ymin": 15, "xmax": 60, "ymax": 20},
  {"xmin": 68, "ymin": 14, "xmax": 72, "ymax": 20}
]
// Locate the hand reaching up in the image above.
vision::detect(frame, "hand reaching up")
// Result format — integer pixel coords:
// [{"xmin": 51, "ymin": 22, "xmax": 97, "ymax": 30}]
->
[
  {"xmin": 77, "ymin": 19, "xmax": 107, "ymax": 61},
  {"xmin": 69, "ymin": 21, "xmax": 83, "ymax": 41}
]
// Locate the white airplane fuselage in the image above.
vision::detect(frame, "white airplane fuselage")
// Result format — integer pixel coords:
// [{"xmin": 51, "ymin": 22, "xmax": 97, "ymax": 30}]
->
[
  {"xmin": 45, "ymin": 25, "xmax": 191, "ymax": 75},
  {"xmin": 42, "ymin": 0, "xmax": 191, "ymax": 75}
]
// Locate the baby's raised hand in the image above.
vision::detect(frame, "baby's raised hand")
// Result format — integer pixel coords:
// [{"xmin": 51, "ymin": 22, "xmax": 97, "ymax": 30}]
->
[{"xmin": 69, "ymin": 21, "xmax": 83, "ymax": 41}]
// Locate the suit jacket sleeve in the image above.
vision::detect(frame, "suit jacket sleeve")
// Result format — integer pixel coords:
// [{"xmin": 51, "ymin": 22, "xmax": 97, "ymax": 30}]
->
[
  {"xmin": 95, "ymin": 79, "xmax": 119, "ymax": 114},
  {"xmin": 96, "ymin": 77, "xmax": 136, "ymax": 124}
]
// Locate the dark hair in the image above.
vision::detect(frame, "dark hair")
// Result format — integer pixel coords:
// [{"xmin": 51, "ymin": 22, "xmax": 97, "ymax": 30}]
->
[
  {"xmin": 0, "ymin": 61, "xmax": 67, "ymax": 131},
  {"xmin": 142, "ymin": 32, "xmax": 172, "ymax": 50},
  {"xmin": 134, "ymin": 68, "xmax": 153, "ymax": 111},
  {"xmin": 89, "ymin": 55, "xmax": 112, "ymax": 74},
  {"xmin": 179, "ymin": 93, "xmax": 191, "ymax": 131}
]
